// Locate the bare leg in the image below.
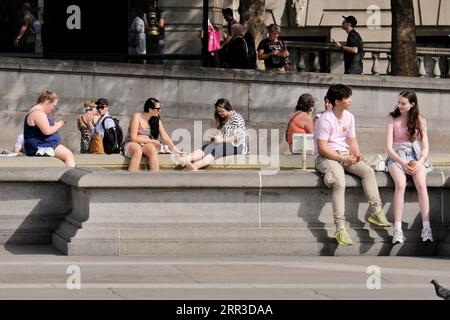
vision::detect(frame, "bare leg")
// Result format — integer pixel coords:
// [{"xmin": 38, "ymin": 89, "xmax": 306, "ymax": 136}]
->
[
  {"xmin": 388, "ymin": 163, "xmax": 407, "ymax": 223},
  {"xmin": 127, "ymin": 142, "xmax": 143, "ymax": 172},
  {"xmin": 182, "ymin": 149, "xmax": 205, "ymax": 163},
  {"xmin": 143, "ymin": 144, "xmax": 159, "ymax": 171},
  {"xmin": 411, "ymin": 164, "xmax": 430, "ymax": 222},
  {"xmin": 186, "ymin": 154, "xmax": 215, "ymax": 171},
  {"xmin": 54, "ymin": 145, "xmax": 75, "ymax": 167},
  {"xmin": 174, "ymin": 149, "xmax": 206, "ymax": 167}
]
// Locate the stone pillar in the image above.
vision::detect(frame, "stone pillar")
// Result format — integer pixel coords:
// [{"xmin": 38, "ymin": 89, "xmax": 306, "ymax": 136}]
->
[
  {"xmin": 312, "ymin": 51, "xmax": 320, "ymax": 72},
  {"xmin": 297, "ymin": 51, "xmax": 306, "ymax": 72},
  {"xmin": 371, "ymin": 53, "xmax": 380, "ymax": 75},
  {"xmin": 386, "ymin": 54, "xmax": 391, "ymax": 75},
  {"xmin": 432, "ymin": 57, "xmax": 441, "ymax": 78},
  {"xmin": 417, "ymin": 57, "xmax": 427, "ymax": 77}
]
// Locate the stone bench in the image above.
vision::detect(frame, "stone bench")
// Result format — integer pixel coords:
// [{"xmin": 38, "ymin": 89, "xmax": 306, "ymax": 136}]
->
[
  {"xmin": 2, "ymin": 153, "xmax": 450, "ymax": 171},
  {"xmin": 0, "ymin": 154, "xmax": 312, "ymax": 170},
  {"xmin": 1, "ymin": 167, "xmax": 448, "ymax": 256}
]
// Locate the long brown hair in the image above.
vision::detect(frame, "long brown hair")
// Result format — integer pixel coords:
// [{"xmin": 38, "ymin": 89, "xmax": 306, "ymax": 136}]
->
[
  {"xmin": 389, "ymin": 89, "xmax": 422, "ymax": 141},
  {"xmin": 214, "ymin": 98, "xmax": 233, "ymax": 129}
]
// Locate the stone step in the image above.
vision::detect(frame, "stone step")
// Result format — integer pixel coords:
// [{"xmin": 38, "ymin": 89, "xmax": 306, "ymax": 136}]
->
[
  {"xmin": 53, "ymin": 234, "xmax": 443, "ymax": 257},
  {"xmin": 53, "ymin": 219, "xmax": 449, "ymax": 256}
]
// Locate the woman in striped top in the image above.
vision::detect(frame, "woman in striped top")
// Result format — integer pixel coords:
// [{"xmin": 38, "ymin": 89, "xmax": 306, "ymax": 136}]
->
[{"xmin": 174, "ymin": 98, "xmax": 247, "ymax": 170}]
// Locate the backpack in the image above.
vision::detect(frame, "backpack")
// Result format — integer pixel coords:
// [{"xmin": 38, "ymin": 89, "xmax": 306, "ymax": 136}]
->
[
  {"xmin": 30, "ymin": 16, "xmax": 41, "ymax": 34},
  {"xmin": 101, "ymin": 116, "xmax": 123, "ymax": 154}
]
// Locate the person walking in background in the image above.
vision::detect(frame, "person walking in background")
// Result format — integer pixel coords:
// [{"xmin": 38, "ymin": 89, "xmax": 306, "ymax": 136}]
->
[
  {"xmin": 314, "ymin": 84, "xmax": 390, "ymax": 246},
  {"xmin": 385, "ymin": 90, "xmax": 433, "ymax": 244},
  {"xmin": 332, "ymin": 15, "xmax": 364, "ymax": 74},
  {"xmin": 77, "ymin": 99, "xmax": 100, "ymax": 153},
  {"xmin": 199, "ymin": 20, "xmax": 221, "ymax": 68},
  {"xmin": 221, "ymin": 8, "xmax": 238, "ymax": 48},
  {"xmin": 173, "ymin": 98, "xmax": 246, "ymax": 171},
  {"xmin": 286, "ymin": 93, "xmax": 315, "ymax": 153},
  {"xmin": 257, "ymin": 24, "xmax": 290, "ymax": 72},
  {"xmin": 23, "ymin": 90, "xmax": 75, "ymax": 167},
  {"xmin": 122, "ymin": 98, "xmax": 182, "ymax": 171},
  {"xmin": 14, "ymin": 2, "xmax": 36, "ymax": 53}
]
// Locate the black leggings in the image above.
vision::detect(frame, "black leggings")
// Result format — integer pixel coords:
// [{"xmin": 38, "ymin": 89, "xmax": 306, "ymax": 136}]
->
[{"xmin": 201, "ymin": 142, "xmax": 243, "ymax": 160}]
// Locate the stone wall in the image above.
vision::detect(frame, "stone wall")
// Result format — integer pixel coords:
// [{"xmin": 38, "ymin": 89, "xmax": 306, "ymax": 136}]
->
[
  {"xmin": 1, "ymin": 167, "xmax": 449, "ymax": 256},
  {"xmin": 0, "ymin": 57, "xmax": 449, "ymax": 156}
]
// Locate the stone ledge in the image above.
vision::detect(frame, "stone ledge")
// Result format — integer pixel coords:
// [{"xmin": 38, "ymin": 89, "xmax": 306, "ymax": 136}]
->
[
  {"xmin": 1, "ymin": 162, "xmax": 449, "ymax": 188},
  {"xmin": 0, "ymin": 167, "xmax": 69, "ymax": 181},
  {"xmin": 2, "ymin": 57, "xmax": 450, "ymax": 91}
]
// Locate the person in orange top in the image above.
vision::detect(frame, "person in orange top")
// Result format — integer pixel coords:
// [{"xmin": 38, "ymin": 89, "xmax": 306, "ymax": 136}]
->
[{"xmin": 286, "ymin": 93, "xmax": 316, "ymax": 153}]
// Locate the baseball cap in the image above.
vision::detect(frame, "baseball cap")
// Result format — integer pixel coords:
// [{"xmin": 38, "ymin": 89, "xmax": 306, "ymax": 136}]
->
[
  {"xmin": 342, "ymin": 15, "xmax": 357, "ymax": 27},
  {"xmin": 95, "ymin": 98, "xmax": 109, "ymax": 106}
]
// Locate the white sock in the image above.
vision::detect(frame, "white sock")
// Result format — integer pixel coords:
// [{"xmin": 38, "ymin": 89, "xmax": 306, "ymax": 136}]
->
[
  {"xmin": 423, "ymin": 221, "xmax": 430, "ymax": 230},
  {"xmin": 394, "ymin": 221, "xmax": 402, "ymax": 231}
]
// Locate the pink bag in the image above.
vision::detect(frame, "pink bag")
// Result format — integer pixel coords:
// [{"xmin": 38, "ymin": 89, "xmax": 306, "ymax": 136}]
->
[{"xmin": 208, "ymin": 29, "xmax": 221, "ymax": 52}]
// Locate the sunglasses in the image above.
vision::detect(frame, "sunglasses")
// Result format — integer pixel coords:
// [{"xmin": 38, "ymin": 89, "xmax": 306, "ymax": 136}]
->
[{"xmin": 96, "ymin": 105, "xmax": 107, "ymax": 110}]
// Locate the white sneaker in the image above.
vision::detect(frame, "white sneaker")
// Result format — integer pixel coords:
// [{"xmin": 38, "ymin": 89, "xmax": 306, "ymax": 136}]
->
[
  {"xmin": 392, "ymin": 229, "xmax": 405, "ymax": 244},
  {"xmin": 421, "ymin": 227, "xmax": 433, "ymax": 242},
  {"xmin": 0, "ymin": 149, "xmax": 17, "ymax": 157}
]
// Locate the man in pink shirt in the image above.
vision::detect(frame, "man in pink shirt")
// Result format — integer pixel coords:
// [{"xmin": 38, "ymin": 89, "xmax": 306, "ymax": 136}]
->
[{"xmin": 314, "ymin": 84, "xmax": 390, "ymax": 246}]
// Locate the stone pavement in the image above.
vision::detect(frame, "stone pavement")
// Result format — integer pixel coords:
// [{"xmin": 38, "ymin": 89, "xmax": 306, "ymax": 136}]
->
[{"xmin": 0, "ymin": 245, "xmax": 449, "ymax": 300}]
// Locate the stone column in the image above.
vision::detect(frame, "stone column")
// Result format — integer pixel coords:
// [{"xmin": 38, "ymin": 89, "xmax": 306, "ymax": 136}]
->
[
  {"xmin": 417, "ymin": 57, "xmax": 427, "ymax": 77},
  {"xmin": 432, "ymin": 57, "xmax": 441, "ymax": 78},
  {"xmin": 297, "ymin": 51, "xmax": 306, "ymax": 72},
  {"xmin": 386, "ymin": 54, "xmax": 391, "ymax": 75},
  {"xmin": 312, "ymin": 51, "xmax": 320, "ymax": 72},
  {"xmin": 371, "ymin": 53, "xmax": 380, "ymax": 75}
]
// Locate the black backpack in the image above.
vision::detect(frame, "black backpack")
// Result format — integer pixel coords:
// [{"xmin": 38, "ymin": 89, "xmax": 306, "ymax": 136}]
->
[{"xmin": 101, "ymin": 116, "xmax": 123, "ymax": 154}]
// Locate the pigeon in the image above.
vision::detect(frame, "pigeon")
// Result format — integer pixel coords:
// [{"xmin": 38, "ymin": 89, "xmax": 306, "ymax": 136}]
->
[{"xmin": 430, "ymin": 279, "xmax": 450, "ymax": 300}]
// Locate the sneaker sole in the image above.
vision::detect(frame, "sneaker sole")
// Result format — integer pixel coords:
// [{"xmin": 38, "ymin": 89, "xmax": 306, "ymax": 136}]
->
[
  {"xmin": 335, "ymin": 239, "xmax": 353, "ymax": 246},
  {"xmin": 392, "ymin": 238, "xmax": 405, "ymax": 244},
  {"xmin": 368, "ymin": 216, "xmax": 391, "ymax": 227}
]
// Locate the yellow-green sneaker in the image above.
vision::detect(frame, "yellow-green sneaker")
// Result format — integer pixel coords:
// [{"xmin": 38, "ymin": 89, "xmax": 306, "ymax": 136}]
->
[
  {"xmin": 334, "ymin": 228, "xmax": 353, "ymax": 246},
  {"xmin": 368, "ymin": 210, "xmax": 391, "ymax": 227}
]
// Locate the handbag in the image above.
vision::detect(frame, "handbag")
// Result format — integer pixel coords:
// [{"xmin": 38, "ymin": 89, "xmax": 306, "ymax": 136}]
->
[
  {"xmin": 208, "ymin": 29, "xmax": 221, "ymax": 52},
  {"xmin": 369, "ymin": 154, "xmax": 387, "ymax": 172},
  {"xmin": 88, "ymin": 132, "xmax": 104, "ymax": 154},
  {"xmin": 284, "ymin": 61, "xmax": 293, "ymax": 72}
]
